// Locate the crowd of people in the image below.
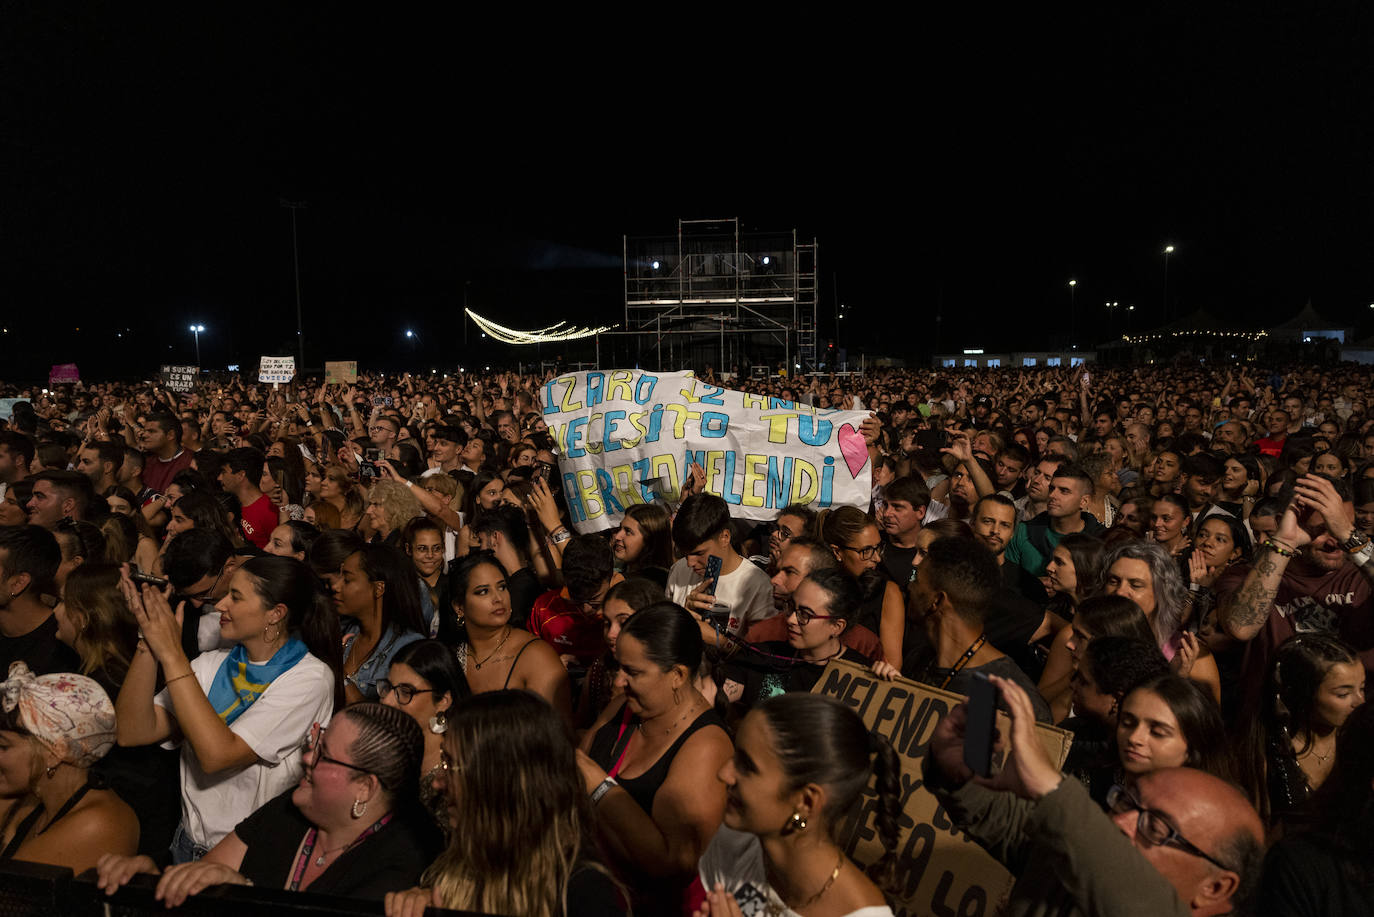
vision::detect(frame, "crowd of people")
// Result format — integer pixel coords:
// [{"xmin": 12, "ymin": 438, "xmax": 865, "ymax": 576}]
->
[{"xmin": 0, "ymin": 360, "xmax": 1370, "ymax": 915}]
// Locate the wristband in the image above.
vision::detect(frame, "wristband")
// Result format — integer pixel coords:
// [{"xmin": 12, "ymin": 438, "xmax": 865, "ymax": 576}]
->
[
  {"xmin": 549, "ymin": 528, "xmax": 572, "ymax": 546},
  {"xmin": 590, "ymin": 776, "xmax": 618, "ymax": 805},
  {"xmin": 404, "ymin": 479, "xmax": 415, "ymax": 488}
]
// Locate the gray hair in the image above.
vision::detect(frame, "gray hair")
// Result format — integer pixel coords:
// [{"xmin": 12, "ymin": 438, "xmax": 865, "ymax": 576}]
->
[{"xmin": 1101, "ymin": 539, "xmax": 1186, "ymax": 647}]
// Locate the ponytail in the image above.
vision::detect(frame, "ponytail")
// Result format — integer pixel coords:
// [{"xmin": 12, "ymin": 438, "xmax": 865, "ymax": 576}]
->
[
  {"xmin": 240, "ymin": 555, "xmax": 344, "ymax": 710},
  {"xmin": 867, "ymin": 731, "xmax": 901, "ymax": 891}
]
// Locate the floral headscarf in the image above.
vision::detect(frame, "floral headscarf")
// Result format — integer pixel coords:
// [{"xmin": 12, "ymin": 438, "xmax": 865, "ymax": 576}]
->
[{"xmin": 0, "ymin": 662, "xmax": 115, "ymax": 768}]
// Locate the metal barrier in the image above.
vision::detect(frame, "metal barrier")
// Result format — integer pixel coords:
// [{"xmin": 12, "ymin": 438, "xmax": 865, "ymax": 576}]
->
[{"xmin": 0, "ymin": 863, "xmax": 492, "ymax": 917}]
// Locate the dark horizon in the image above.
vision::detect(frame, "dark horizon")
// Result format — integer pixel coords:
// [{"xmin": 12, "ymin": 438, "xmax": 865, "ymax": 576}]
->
[{"xmin": 5, "ymin": 5, "xmax": 1374, "ymax": 381}]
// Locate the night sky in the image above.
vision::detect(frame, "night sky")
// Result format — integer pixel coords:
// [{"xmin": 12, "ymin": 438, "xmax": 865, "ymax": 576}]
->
[{"xmin": 5, "ymin": 5, "xmax": 1373, "ymax": 380}]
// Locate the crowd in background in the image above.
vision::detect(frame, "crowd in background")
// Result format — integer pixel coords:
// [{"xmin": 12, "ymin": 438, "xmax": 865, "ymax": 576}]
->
[{"xmin": 0, "ymin": 361, "xmax": 1370, "ymax": 916}]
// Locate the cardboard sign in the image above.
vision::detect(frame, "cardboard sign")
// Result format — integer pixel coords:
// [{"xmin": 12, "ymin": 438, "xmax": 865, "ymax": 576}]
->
[
  {"xmin": 48, "ymin": 364, "xmax": 80, "ymax": 385},
  {"xmin": 811, "ymin": 659, "xmax": 1073, "ymax": 917},
  {"xmin": 159, "ymin": 365, "xmax": 199, "ymax": 393},
  {"xmin": 539, "ymin": 370, "xmax": 872, "ymax": 533},
  {"xmin": 325, "ymin": 360, "xmax": 358, "ymax": 384},
  {"xmin": 258, "ymin": 356, "xmax": 296, "ymax": 384}
]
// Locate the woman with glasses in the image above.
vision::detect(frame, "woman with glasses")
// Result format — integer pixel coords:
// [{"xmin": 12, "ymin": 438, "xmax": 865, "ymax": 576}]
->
[
  {"xmin": 719, "ymin": 569, "xmax": 873, "ymax": 715},
  {"xmin": 378, "ymin": 639, "xmax": 469, "ymax": 831},
  {"xmin": 114, "ymin": 556, "xmax": 344, "ymax": 862},
  {"xmin": 820, "ymin": 505, "xmax": 904, "ymax": 664},
  {"xmin": 97, "ymin": 703, "xmax": 441, "ymax": 904}
]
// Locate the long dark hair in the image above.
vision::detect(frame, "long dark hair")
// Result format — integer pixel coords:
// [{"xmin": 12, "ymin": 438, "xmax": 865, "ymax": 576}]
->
[
  {"xmin": 1303, "ymin": 702, "xmax": 1374, "ymax": 888},
  {"xmin": 238, "ymin": 555, "xmax": 344, "ymax": 710},
  {"xmin": 391, "ymin": 639, "xmax": 471, "ymax": 708},
  {"xmin": 620, "ymin": 503, "xmax": 675, "ymax": 572},
  {"xmin": 756, "ymin": 693, "xmax": 901, "ymax": 889},
  {"xmin": 1121, "ymin": 673, "xmax": 1231, "ymax": 780},
  {"xmin": 357, "ymin": 543, "xmax": 427, "ymax": 636},
  {"xmin": 1235, "ymin": 634, "xmax": 1360, "ymax": 825}
]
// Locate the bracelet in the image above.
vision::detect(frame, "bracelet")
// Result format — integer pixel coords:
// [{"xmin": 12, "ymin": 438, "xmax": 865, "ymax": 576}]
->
[
  {"xmin": 549, "ymin": 528, "xmax": 572, "ymax": 546},
  {"xmin": 404, "ymin": 479, "xmax": 415, "ymax": 489},
  {"xmin": 164, "ymin": 671, "xmax": 195, "ymax": 687},
  {"xmin": 590, "ymin": 776, "xmax": 618, "ymax": 805},
  {"xmin": 1262, "ymin": 539, "xmax": 1297, "ymax": 558},
  {"xmin": 1342, "ymin": 531, "xmax": 1371, "ymax": 553}
]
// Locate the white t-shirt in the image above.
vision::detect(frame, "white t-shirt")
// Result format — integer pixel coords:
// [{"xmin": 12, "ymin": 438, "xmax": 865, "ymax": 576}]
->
[
  {"xmin": 665, "ymin": 556, "xmax": 775, "ymax": 635},
  {"xmin": 699, "ymin": 826, "xmax": 894, "ymax": 917},
  {"xmin": 154, "ymin": 648, "xmax": 336, "ymax": 848}
]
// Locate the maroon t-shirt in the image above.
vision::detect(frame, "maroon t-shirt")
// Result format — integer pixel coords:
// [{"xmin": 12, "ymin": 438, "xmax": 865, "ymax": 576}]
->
[
  {"xmin": 142, "ymin": 449, "xmax": 194, "ymax": 495},
  {"xmin": 239, "ymin": 494, "xmax": 277, "ymax": 549},
  {"xmin": 1215, "ymin": 558, "xmax": 1374, "ymax": 700}
]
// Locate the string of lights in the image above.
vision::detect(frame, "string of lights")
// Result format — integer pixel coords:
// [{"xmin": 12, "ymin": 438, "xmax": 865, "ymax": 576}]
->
[
  {"xmin": 465, "ymin": 308, "xmax": 616, "ymax": 345},
  {"xmin": 1120, "ymin": 329, "xmax": 1268, "ymax": 344}
]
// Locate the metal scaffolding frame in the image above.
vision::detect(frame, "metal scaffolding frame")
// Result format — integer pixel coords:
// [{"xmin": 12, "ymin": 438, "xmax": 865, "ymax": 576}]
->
[{"xmin": 594, "ymin": 218, "xmax": 818, "ymax": 372}]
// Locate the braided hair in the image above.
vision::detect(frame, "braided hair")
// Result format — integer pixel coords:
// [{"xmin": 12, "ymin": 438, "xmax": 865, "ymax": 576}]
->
[{"xmin": 340, "ymin": 701, "xmax": 424, "ymax": 804}]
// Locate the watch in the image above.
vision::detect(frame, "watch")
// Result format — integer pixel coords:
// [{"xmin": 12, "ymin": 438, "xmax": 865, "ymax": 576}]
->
[{"xmin": 1342, "ymin": 531, "xmax": 1371, "ymax": 552}]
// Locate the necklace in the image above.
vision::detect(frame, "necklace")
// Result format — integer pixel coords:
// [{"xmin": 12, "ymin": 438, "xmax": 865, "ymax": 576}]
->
[
  {"xmin": 933, "ymin": 633, "xmax": 987, "ymax": 689},
  {"xmin": 469, "ymin": 625, "xmax": 512, "ymax": 671},
  {"xmin": 1302, "ymin": 736, "xmax": 1335, "ymax": 765},
  {"xmin": 774, "ymin": 850, "xmax": 844, "ymax": 915},
  {"xmin": 639, "ymin": 701, "xmax": 699, "ymax": 739}
]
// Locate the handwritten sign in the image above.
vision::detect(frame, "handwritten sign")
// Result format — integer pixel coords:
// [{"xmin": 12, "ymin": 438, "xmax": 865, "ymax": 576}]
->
[
  {"xmin": 540, "ymin": 370, "xmax": 871, "ymax": 533},
  {"xmin": 324, "ymin": 360, "xmax": 358, "ymax": 384},
  {"xmin": 812, "ymin": 659, "xmax": 1072, "ymax": 917},
  {"xmin": 48, "ymin": 364, "xmax": 80, "ymax": 386},
  {"xmin": 159, "ymin": 365, "xmax": 199, "ymax": 393},
  {"xmin": 258, "ymin": 356, "xmax": 296, "ymax": 384}
]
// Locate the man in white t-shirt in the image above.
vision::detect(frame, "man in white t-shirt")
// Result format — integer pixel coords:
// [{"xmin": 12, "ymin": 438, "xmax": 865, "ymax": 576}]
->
[{"xmin": 665, "ymin": 494, "xmax": 774, "ymax": 646}]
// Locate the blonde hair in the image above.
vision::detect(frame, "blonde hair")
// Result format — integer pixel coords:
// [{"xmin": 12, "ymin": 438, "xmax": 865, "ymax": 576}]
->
[
  {"xmin": 424, "ymin": 691, "xmax": 613, "ymax": 917},
  {"xmin": 367, "ymin": 479, "xmax": 423, "ymax": 534},
  {"xmin": 62, "ymin": 563, "xmax": 139, "ymax": 683}
]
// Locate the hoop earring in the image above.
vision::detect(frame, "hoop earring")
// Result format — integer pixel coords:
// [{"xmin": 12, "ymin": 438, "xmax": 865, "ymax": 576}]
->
[
  {"xmin": 429, "ymin": 712, "xmax": 447, "ymax": 735},
  {"xmin": 351, "ymin": 798, "xmax": 367, "ymax": 819},
  {"xmin": 783, "ymin": 811, "xmax": 807, "ymax": 834}
]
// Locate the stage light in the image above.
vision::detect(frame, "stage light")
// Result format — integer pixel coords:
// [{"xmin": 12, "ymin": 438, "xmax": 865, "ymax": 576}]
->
[
  {"xmin": 652, "ymin": 260, "xmax": 660, "ymax": 270},
  {"xmin": 762, "ymin": 256, "xmax": 770, "ymax": 265},
  {"xmin": 405, "ymin": 330, "xmax": 414, "ymax": 338}
]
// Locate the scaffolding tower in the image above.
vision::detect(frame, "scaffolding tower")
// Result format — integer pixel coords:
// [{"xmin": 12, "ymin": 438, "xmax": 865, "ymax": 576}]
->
[{"xmin": 596, "ymin": 218, "xmax": 819, "ymax": 374}]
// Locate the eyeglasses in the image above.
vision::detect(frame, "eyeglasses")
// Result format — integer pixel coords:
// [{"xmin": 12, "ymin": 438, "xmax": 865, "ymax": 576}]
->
[
  {"xmin": 181, "ymin": 564, "xmax": 229, "ymax": 609},
  {"xmin": 301, "ymin": 725, "xmax": 373, "ymax": 777},
  {"xmin": 769, "ymin": 523, "xmax": 800, "ymax": 543},
  {"xmin": 377, "ymin": 679, "xmax": 435, "ymax": 704},
  {"xmin": 784, "ymin": 600, "xmax": 839, "ymax": 627},
  {"xmin": 1106, "ymin": 785, "xmax": 1231, "ymax": 872},
  {"xmin": 841, "ymin": 543, "xmax": 883, "ymax": 561}
]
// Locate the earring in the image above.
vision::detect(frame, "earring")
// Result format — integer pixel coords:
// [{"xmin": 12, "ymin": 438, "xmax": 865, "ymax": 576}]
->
[
  {"xmin": 351, "ymin": 798, "xmax": 367, "ymax": 819},
  {"xmin": 429, "ymin": 712, "xmax": 447, "ymax": 735},
  {"xmin": 784, "ymin": 811, "xmax": 807, "ymax": 834},
  {"xmin": 44, "ymin": 765, "xmax": 57, "ymax": 779}
]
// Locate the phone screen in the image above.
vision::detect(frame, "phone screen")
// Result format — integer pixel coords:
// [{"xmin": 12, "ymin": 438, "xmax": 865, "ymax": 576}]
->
[{"xmin": 963, "ymin": 672, "xmax": 998, "ymax": 778}]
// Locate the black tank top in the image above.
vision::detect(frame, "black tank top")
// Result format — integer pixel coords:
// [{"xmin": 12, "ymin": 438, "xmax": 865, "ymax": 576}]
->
[{"xmin": 588, "ymin": 702, "xmax": 727, "ymax": 817}]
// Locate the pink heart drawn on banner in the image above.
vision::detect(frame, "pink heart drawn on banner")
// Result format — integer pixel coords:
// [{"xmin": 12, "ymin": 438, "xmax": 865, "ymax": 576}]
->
[{"xmin": 838, "ymin": 424, "xmax": 869, "ymax": 478}]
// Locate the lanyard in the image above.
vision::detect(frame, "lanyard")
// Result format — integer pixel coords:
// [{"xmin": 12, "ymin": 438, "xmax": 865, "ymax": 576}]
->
[
  {"xmin": 289, "ymin": 813, "xmax": 392, "ymax": 891},
  {"xmin": 936, "ymin": 634, "xmax": 987, "ymax": 690},
  {"xmin": 607, "ymin": 704, "xmax": 635, "ymax": 778}
]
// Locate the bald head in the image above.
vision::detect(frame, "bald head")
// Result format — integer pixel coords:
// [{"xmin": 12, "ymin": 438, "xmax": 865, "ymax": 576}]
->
[{"xmin": 1111, "ymin": 768, "xmax": 1263, "ymax": 916}]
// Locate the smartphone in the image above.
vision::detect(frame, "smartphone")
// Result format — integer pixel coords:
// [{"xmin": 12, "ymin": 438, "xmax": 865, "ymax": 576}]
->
[
  {"xmin": 535, "ymin": 460, "xmax": 554, "ymax": 483},
  {"xmin": 364, "ymin": 448, "xmax": 383, "ymax": 463},
  {"xmin": 703, "ymin": 554, "xmax": 724, "ymax": 595},
  {"xmin": 963, "ymin": 672, "xmax": 998, "ymax": 778},
  {"xmin": 915, "ymin": 429, "xmax": 948, "ymax": 452},
  {"xmin": 128, "ymin": 564, "xmax": 170, "ymax": 589}
]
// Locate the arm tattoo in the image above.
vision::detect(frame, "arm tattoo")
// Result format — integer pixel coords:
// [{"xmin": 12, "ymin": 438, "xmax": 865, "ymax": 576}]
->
[{"xmin": 1222, "ymin": 551, "xmax": 1283, "ymax": 634}]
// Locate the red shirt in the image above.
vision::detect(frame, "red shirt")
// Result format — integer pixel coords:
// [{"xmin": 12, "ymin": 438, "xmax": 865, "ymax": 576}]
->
[
  {"xmin": 143, "ymin": 449, "xmax": 194, "ymax": 495},
  {"xmin": 527, "ymin": 590, "xmax": 606, "ymax": 665},
  {"xmin": 239, "ymin": 494, "xmax": 277, "ymax": 549}
]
